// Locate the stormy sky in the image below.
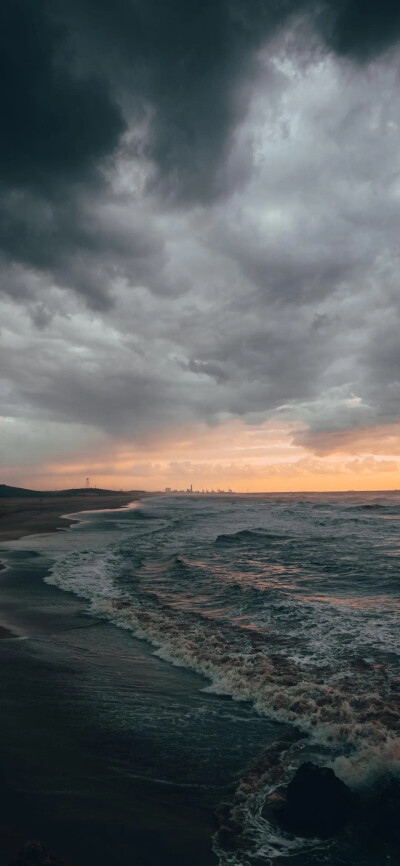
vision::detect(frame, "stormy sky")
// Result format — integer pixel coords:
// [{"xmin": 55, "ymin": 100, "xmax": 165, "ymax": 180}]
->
[{"xmin": 1, "ymin": 0, "xmax": 400, "ymax": 490}]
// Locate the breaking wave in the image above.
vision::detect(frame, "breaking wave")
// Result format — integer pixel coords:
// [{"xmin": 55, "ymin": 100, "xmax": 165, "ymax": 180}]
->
[{"xmin": 45, "ymin": 492, "xmax": 400, "ymax": 863}]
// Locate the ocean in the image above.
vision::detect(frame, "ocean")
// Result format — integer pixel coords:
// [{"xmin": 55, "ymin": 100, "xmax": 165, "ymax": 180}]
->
[{"xmin": 0, "ymin": 492, "xmax": 399, "ymax": 865}]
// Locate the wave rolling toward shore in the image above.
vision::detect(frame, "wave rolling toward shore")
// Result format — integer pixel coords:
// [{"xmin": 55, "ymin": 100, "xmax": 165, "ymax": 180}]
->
[{"xmin": 45, "ymin": 493, "xmax": 400, "ymax": 864}]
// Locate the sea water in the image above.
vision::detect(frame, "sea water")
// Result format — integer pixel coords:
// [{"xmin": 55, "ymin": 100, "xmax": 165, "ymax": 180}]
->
[{"xmin": 42, "ymin": 492, "xmax": 400, "ymax": 864}]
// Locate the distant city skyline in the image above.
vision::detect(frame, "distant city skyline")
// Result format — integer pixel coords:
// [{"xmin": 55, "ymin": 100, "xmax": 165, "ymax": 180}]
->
[{"xmin": 164, "ymin": 485, "xmax": 235, "ymax": 495}]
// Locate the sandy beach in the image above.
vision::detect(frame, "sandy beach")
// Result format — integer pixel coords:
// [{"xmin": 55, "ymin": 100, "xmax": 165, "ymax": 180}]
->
[
  {"xmin": 0, "ymin": 491, "xmax": 148, "ymax": 644},
  {"xmin": 0, "ymin": 492, "xmax": 146, "ymax": 544},
  {"xmin": 0, "ymin": 502, "xmax": 225, "ymax": 866}
]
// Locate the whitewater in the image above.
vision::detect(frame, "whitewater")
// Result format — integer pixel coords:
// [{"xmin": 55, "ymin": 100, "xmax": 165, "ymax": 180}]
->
[{"xmin": 45, "ymin": 492, "xmax": 400, "ymax": 864}]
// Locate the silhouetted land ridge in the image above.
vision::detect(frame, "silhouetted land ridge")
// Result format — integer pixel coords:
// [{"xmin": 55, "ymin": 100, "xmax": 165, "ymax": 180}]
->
[{"xmin": 0, "ymin": 484, "xmax": 145, "ymax": 498}]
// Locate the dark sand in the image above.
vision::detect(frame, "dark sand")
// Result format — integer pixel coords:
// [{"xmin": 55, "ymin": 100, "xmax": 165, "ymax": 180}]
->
[
  {"xmin": 0, "ymin": 568, "xmax": 220, "ymax": 866},
  {"xmin": 0, "ymin": 493, "xmax": 220, "ymax": 866},
  {"xmin": 0, "ymin": 492, "xmax": 146, "ymax": 543},
  {"xmin": 0, "ymin": 492, "xmax": 144, "ymax": 863},
  {"xmin": 0, "ymin": 564, "xmax": 16, "ymax": 640}
]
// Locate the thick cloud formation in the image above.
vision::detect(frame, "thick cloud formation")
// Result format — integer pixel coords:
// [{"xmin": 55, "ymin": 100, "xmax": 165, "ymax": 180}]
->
[
  {"xmin": 51, "ymin": 0, "xmax": 400, "ymax": 200},
  {"xmin": 0, "ymin": 1, "xmax": 125, "ymax": 190},
  {"xmin": 324, "ymin": 0, "xmax": 400, "ymax": 59},
  {"xmin": 2, "ymin": 0, "xmax": 400, "ymax": 198},
  {"xmin": 1, "ymin": 0, "xmax": 400, "ymax": 479}
]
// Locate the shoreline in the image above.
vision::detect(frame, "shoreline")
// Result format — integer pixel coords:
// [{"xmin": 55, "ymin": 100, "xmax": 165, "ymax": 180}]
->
[
  {"xmin": 0, "ymin": 492, "xmax": 150, "ymax": 641},
  {"xmin": 0, "ymin": 507, "xmax": 221, "ymax": 866},
  {"xmin": 0, "ymin": 491, "xmax": 149, "ymax": 544}
]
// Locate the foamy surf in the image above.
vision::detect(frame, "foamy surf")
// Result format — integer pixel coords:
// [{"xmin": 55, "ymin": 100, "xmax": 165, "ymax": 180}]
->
[{"xmin": 45, "ymin": 493, "xmax": 400, "ymax": 863}]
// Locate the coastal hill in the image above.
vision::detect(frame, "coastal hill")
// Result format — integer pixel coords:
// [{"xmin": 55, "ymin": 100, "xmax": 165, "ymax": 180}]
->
[
  {"xmin": 0, "ymin": 484, "xmax": 144, "ymax": 498},
  {"xmin": 0, "ymin": 484, "xmax": 42, "ymax": 497}
]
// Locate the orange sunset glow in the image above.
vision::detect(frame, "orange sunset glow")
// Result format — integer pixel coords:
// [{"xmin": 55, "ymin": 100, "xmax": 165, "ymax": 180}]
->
[
  {"xmin": 1, "ymin": 6, "xmax": 400, "ymax": 497},
  {"xmin": 3, "ymin": 418, "xmax": 400, "ymax": 493}
]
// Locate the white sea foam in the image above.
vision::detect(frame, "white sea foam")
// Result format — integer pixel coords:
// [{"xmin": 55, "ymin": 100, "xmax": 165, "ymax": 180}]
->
[
  {"xmin": 46, "ymin": 537, "xmax": 400, "ymax": 777},
  {"xmin": 47, "ymin": 558, "xmax": 399, "ymax": 787},
  {"xmin": 46, "ymin": 494, "xmax": 400, "ymax": 863}
]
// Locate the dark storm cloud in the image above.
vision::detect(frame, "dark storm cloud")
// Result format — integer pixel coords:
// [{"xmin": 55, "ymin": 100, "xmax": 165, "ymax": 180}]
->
[
  {"xmin": 0, "ymin": 1, "xmax": 125, "ymax": 191},
  {"xmin": 1, "ymin": 0, "xmax": 400, "ymax": 306},
  {"xmin": 2, "ymin": 0, "xmax": 400, "ymax": 466},
  {"xmin": 323, "ymin": 0, "xmax": 400, "ymax": 60},
  {"xmin": 0, "ymin": 0, "xmax": 126, "ymax": 308},
  {"xmin": 57, "ymin": 0, "xmax": 288, "ymax": 203},
  {"xmin": 54, "ymin": 0, "xmax": 400, "ymax": 201},
  {"xmin": 2, "ymin": 0, "xmax": 400, "ymax": 199}
]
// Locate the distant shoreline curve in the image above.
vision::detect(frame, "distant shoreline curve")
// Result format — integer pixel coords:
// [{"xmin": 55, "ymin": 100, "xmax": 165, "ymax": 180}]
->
[{"xmin": 0, "ymin": 491, "xmax": 151, "ymax": 545}]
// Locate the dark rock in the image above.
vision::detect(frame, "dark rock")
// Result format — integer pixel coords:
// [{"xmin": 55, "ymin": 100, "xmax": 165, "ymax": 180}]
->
[
  {"xmin": 9, "ymin": 840, "xmax": 65, "ymax": 866},
  {"xmin": 282, "ymin": 761, "xmax": 354, "ymax": 838}
]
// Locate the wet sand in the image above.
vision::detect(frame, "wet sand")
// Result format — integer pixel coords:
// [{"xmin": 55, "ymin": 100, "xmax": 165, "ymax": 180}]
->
[
  {"xmin": 0, "ymin": 564, "xmax": 15, "ymax": 640},
  {"xmin": 0, "ymin": 497, "xmax": 225, "ymax": 866},
  {"xmin": 0, "ymin": 492, "xmax": 147, "ymax": 543},
  {"xmin": 0, "ymin": 552, "xmax": 222, "ymax": 866}
]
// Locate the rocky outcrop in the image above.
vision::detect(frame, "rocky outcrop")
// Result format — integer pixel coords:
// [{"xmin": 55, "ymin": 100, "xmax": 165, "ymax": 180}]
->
[
  {"xmin": 270, "ymin": 759, "xmax": 400, "ymax": 857},
  {"xmin": 280, "ymin": 761, "xmax": 355, "ymax": 838}
]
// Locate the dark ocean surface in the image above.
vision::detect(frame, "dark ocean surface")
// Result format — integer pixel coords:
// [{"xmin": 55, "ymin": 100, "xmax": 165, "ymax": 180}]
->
[{"xmin": 0, "ymin": 492, "xmax": 399, "ymax": 865}]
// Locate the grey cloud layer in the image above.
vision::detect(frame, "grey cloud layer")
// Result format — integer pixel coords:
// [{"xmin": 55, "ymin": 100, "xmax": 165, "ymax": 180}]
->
[{"xmin": 1, "ymin": 2, "xmax": 400, "ymax": 463}]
